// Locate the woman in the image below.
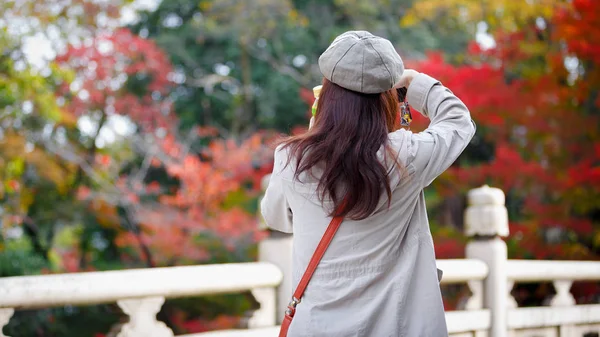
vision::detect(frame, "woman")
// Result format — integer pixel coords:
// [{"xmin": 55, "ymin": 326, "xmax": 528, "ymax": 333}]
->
[{"xmin": 261, "ymin": 31, "xmax": 475, "ymax": 337}]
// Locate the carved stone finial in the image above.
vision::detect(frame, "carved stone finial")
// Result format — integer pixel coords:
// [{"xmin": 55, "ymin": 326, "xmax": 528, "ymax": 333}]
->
[{"xmin": 465, "ymin": 185, "xmax": 509, "ymax": 237}]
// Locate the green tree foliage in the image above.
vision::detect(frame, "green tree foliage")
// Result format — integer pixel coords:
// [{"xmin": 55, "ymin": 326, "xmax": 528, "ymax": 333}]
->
[{"xmin": 129, "ymin": 0, "xmax": 471, "ymax": 136}]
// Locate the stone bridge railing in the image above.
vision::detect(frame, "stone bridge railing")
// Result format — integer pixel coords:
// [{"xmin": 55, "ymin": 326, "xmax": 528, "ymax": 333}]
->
[
  {"xmin": 1, "ymin": 185, "xmax": 599, "ymax": 337},
  {"xmin": 0, "ymin": 263, "xmax": 282, "ymax": 337}
]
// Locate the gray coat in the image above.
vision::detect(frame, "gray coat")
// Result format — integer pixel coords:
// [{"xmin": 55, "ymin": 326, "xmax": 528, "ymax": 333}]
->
[{"xmin": 261, "ymin": 73, "xmax": 476, "ymax": 337}]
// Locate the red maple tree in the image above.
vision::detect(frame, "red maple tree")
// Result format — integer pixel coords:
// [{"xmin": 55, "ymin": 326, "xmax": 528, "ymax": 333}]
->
[
  {"xmin": 55, "ymin": 28, "xmax": 273, "ymax": 272},
  {"xmin": 407, "ymin": 1, "xmax": 600, "ymax": 261},
  {"xmin": 56, "ymin": 28, "xmax": 174, "ymax": 132}
]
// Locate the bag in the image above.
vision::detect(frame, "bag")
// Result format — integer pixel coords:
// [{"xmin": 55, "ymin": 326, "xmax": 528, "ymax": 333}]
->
[{"xmin": 278, "ymin": 214, "xmax": 344, "ymax": 337}]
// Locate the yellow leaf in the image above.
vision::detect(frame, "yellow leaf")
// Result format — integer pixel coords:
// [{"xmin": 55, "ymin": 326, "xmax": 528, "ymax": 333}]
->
[
  {"xmin": 48, "ymin": 249, "xmax": 62, "ymax": 271},
  {"xmin": 400, "ymin": 13, "xmax": 418, "ymax": 27}
]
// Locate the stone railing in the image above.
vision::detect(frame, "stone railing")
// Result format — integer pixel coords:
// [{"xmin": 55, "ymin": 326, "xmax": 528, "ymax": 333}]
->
[
  {"xmin": 0, "ymin": 263, "xmax": 282, "ymax": 337},
  {"xmin": 437, "ymin": 259, "xmax": 491, "ymax": 336},
  {"xmin": 506, "ymin": 260, "xmax": 600, "ymax": 337},
  {"xmin": 1, "ymin": 184, "xmax": 599, "ymax": 337}
]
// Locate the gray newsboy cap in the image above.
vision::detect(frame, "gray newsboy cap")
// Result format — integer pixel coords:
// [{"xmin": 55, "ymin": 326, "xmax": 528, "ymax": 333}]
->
[{"xmin": 318, "ymin": 31, "xmax": 404, "ymax": 94}]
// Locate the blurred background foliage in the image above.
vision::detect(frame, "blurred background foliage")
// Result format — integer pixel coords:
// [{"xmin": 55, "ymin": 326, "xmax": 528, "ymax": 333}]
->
[{"xmin": 0, "ymin": 0, "xmax": 599, "ymax": 335}]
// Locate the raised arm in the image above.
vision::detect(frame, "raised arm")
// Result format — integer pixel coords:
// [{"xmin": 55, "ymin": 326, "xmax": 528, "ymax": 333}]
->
[{"xmin": 405, "ymin": 72, "xmax": 476, "ymax": 187}]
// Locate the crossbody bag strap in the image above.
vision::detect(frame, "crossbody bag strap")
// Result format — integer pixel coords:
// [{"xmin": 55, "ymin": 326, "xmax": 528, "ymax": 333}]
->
[
  {"xmin": 278, "ymin": 200, "xmax": 347, "ymax": 337},
  {"xmin": 293, "ymin": 214, "xmax": 343, "ymax": 301},
  {"xmin": 282, "ymin": 211, "xmax": 344, "ymax": 319}
]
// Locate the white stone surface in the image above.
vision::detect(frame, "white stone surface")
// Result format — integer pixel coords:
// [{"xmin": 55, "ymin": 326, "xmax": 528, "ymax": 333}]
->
[
  {"xmin": 509, "ymin": 327, "xmax": 557, "ymax": 337},
  {"xmin": 549, "ymin": 281, "xmax": 576, "ymax": 307},
  {"xmin": 116, "ymin": 296, "xmax": 173, "ymax": 337},
  {"xmin": 247, "ymin": 287, "xmax": 276, "ymax": 328},
  {"xmin": 0, "ymin": 308, "xmax": 14, "ymax": 337},
  {"xmin": 462, "ymin": 280, "xmax": 484, "ymax": 310},
  {"xmin": 0, "ymin": 262, "xmax": 282, "ymax": 309},
  {"xmin": 258, "ymin": 235, "xmax": 293, "ymax": 324},
  {"xmin": 571, "ymin": 323, "xmax": 600, "ymax": 337},
  {"xmin": 507, "ymin": 304, "xmax": 600, "ymax": 329},
  {"xmin": 451, "ymin": 333, "xmax": 488, "ymax": 337},
  {"xmin": 467, "ymin": 237, "xmax": 509, "ymax": 337},
  {"xmin": 467, "ymin": 185, "xmax": 505, "ymax": 206},
  {"xmin": 506, "ymin": 260, "xmax": 600, "ymax": 282},
  {"xmin": 465, "ymin": 185, "xmax": 509, "ymax": 237},
  {"xmin": 506, "ymin": 281, "xmax": 518, "ymax": 309},
  {"xmin": 446, "ymin": 309, "xmax": 491, "ymax": 334},
  {"xmin": 437, "ymin": 259, "xmax": 489, "ymax": 283},
  {"xmin": 465, "ymin": 205, "xmax": 509, "ymax": 237}
]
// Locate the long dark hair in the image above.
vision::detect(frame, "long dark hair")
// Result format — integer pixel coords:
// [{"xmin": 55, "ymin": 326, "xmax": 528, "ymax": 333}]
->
[{"xmin": 281, "ymin": 79, "xmax": 402, "ymax": 220}]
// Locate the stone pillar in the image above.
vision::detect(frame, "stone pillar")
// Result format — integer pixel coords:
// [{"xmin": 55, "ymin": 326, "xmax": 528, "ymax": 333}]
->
[
  {"xmin": 0, "ymin": 308, "xmax": 14, "ymax": 337},
  {"xmin": 247, "ymin": 287, "xmax": 277, "ymax": 328},
  {"xmin": 258, "ymin": 174, "xmax": 293, "ymax": 324},
  {"xmin": 465, "ymin": 185, "xmax": 510, "ymax": 337}
]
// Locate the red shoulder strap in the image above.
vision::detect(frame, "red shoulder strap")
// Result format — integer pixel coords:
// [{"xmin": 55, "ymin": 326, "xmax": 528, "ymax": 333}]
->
[
  {"xmin": 282, "ymin": 209, "xmax": 344, "ymax": 322},
  {"xmin": 293, "ymin": 214, "xmax": 343, "ymax": 300}
]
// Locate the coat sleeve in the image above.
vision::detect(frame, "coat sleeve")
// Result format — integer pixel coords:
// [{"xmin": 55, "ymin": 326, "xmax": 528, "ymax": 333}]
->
[
  {"xmin": 406, "ymin": 73, "xmax": 476, "ymax": 187},
  {"xmin": 260, "ymin": 148, "xmax": 294, "ymax": 233}
]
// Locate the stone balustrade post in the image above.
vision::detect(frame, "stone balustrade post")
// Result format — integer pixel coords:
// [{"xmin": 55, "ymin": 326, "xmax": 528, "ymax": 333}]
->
[
  {"xmin": 0, "ymin": 308, "xmax": 14, "ymax": 337},
  {"xmin": 115, "ymin": 296, "xmax": 173, "ymax": 337},
  {"xmin": 258, "ymin": 174, "xmax": 293, "ymax": 324},
  {"xmin": 465, "ymin": 185, "xmax": 510, "ymax": 337},
  {"xmin": 247, "ymin": 287, "xmax": 277, "ymax": 328}
]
